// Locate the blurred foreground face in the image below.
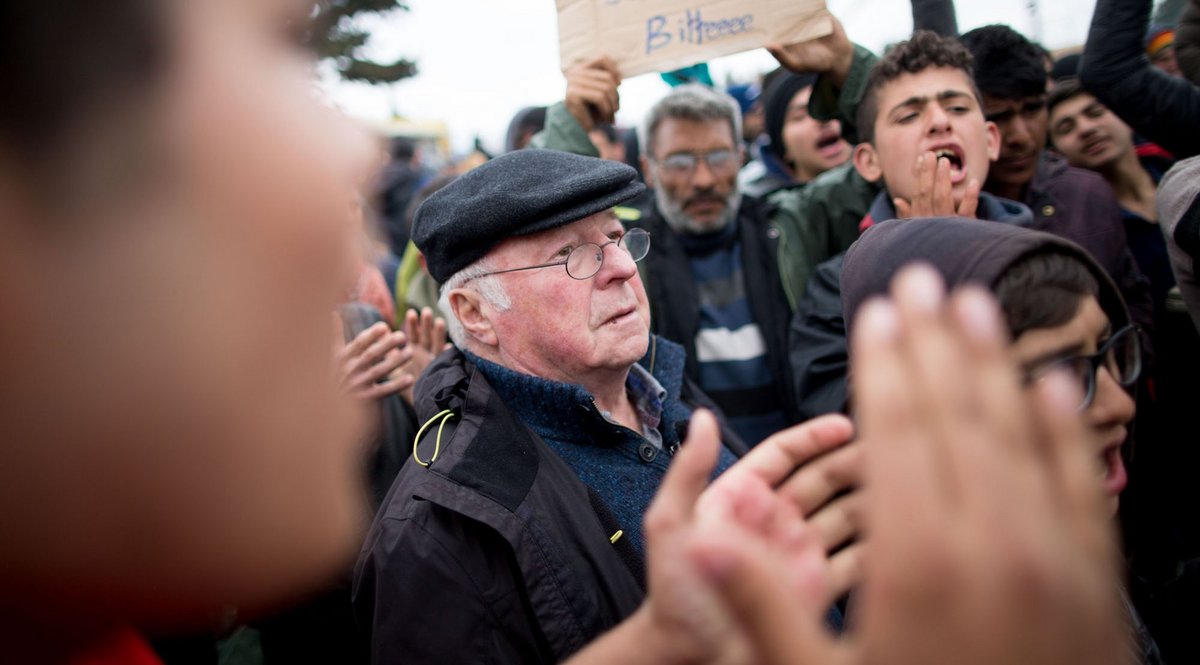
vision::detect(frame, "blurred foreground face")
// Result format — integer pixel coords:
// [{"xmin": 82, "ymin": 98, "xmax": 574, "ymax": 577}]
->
[{"xmin": 0, "ymin": 0, "xmax": 374, "ymax": 627}]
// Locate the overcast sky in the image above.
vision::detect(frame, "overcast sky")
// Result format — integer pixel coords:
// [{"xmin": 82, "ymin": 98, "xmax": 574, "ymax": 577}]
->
[{"xmin": 322, "ymin": 0, "xmax": 1103, "ymax": 154}]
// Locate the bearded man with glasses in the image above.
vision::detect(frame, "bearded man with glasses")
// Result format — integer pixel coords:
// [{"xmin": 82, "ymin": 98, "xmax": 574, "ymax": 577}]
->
[{"xmin": 354, "ymin": 149, "xmax": 866, "ymax": 665}]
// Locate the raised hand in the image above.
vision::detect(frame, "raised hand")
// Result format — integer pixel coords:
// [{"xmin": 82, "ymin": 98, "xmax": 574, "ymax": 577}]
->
[
  {"xmin": 399, "ymin": 306, "xmax": 448, "ymax": 404},
  {"xmin": 766, "ymin": 14, "xmax": 854, "ymax": 87},
  {"xmin": 892, "ymin": 152, "xmax": 981, "ymax": 219},
  {"xmin": 335, "ymin": 320, "xmax": 414, "ymax": 401},
  {"xmin": 564, "ymin": 56, "xmax": 622, "ymax": 132}
]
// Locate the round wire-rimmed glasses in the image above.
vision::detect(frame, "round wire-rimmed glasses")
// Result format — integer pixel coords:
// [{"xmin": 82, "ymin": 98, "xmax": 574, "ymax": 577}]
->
[{"xmin": 472, "ymin": 227, "xmax": 651, "ymax": 281}]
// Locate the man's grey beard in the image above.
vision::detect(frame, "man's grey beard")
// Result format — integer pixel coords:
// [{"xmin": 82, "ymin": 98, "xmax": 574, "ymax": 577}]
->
[{"xmin": 654, "ymin": 185, "xmax": 743, "ymax": 235}]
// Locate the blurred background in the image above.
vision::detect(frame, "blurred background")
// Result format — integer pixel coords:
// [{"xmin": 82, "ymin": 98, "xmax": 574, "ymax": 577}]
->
[{"xmin": 317, "ymin": 0, "xmax": 1121, "ymax": 164}]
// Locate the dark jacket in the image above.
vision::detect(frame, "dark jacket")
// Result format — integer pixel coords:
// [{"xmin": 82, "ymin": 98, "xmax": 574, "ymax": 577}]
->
[
  {"xmin": 630, "ymin": 195, "xmax": 802, "ymax": 428},
  {"xmin": 1080, "ymin": 0, "xmax": 1200, "ymax": 158},
  {"xmin": 1025, "ymin": 153, "xmax": 1155, "ymax": 338},
  {"xmin": 788, "ymin": 192, "xmax": 1032, "ymax": 420},
  {"xmin": 353, "ymin": 341, "xmax": 744, "ymax": 665}
]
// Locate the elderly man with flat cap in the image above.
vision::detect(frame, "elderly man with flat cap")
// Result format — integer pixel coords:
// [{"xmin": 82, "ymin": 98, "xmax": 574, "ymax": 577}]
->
[{"xmin": 353, "ymin": 150, "xmax": 862, "ymax": 665}]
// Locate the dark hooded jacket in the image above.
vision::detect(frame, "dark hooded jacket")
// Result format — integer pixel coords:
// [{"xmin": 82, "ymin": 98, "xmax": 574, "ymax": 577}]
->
[
  {"xmin": 787, "ymin": 191, "xmax": 1032, "ymax": 421},
  {"xmin": 353, "ymin": 338, "xmax": 745, "ymax": 665}
]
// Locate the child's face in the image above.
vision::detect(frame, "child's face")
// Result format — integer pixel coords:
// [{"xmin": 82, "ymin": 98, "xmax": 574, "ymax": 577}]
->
[
  {"xmin": 854, "ymin": 67, "xmax": 1000, "ymax": 209},
  {"xmin": 1010, "ymin": 296, "xmax": 1136, "ymax": 517}
]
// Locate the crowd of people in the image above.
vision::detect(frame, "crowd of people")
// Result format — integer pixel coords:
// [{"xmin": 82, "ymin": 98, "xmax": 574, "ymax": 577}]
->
[{"xmin": 3, "ymin": 0, "xmax": 1199, "ymax": 664}]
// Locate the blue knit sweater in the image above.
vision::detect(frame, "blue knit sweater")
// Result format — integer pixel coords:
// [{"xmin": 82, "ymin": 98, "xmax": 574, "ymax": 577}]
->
[{"xmin": 468, "ymin": 337, "xmax": 737, "ymax": 553}]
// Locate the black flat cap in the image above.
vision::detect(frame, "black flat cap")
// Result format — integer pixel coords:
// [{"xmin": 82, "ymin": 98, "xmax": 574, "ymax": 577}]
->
[{"xmin": 412, "ymin": 149, "xmax": 644, "ymax": 283}]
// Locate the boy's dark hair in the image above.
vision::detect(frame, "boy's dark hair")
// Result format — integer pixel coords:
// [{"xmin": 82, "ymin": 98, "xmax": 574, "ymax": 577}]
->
[
  {"xmin": 1047, "ymin": 77, "xmax": 1089, "ymax": 115},
  {"xmin": 857, "ymin": 31, "xmax": 979, "ymax": 144},
  {"xmin": 994, "ymin": 250, "xmax": 1099, "ymax": 339},
  {"xmin": 960, "ymin": 25, "xmax": 1047, "ymax": 102}
]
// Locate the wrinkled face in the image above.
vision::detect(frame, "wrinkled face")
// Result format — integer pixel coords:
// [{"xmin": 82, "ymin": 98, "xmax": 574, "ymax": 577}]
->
[
  {"xmin": 854, "ymin": 67, "xmax": 1000, "ymax": 208},
  {"xmin": 486, "ymin": 210, "xmax": 651, "ymax": 384},
  {"xmin": 1048, "ymin": 93, "xmax": 1135, "ymax": 172},
  {"xmin": 1011, "ymin": 296, "xmax": 1135, "ymax": 516},
  {"xmin": 646, "ymin": 117, "xmax": 741, "ymax": 234},
  {"xmin": 0, "ymin": 0, "xmax": 375, "ymax": 622},
  {"xmin": 781, "ymin": 85, "xmax": 851, "ymax": 183},
  {"xmin": 983, "ymin": 93, "xmax": 1048, "ymax": 193}
]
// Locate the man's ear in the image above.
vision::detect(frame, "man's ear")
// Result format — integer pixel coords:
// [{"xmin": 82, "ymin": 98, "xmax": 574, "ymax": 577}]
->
[
  {"xmin": 641, "ymin": 155, "xmax": 656, "ymax": 188},
  {"xmin": 853, "ymin": 143, "xmax": 883, "ymax": 183},
  {"xmin": 448, "ymin": 288, "xmax": 498, "ymax": 348},
  {"xmin": 985, "ymin": 120, "xmax": 1001, "ymax": 162}
]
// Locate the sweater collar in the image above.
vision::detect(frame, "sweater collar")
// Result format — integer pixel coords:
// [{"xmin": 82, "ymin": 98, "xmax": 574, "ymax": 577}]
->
[{"xmin": 464, "ymin": 335, "xmax": 688, "ymax": 447}]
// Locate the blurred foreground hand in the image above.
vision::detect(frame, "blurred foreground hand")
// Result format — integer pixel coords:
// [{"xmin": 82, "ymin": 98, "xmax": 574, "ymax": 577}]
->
[{"xmin": 570, "ymin": 265, "xmax": 1127, "ymax": 665}]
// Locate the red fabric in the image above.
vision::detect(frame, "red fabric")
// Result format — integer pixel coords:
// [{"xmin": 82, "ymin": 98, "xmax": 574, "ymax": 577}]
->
[
  {"xmin": 859, "ymin": 213, "xmax": 876, "ymax": 233},
  {"xmin": 72, "ymin": 627, "xmax": 163, "ymax": 665},
  {"xmin": 1135, "ymin": 141, "xmax": 1174, "ymax": 163}
]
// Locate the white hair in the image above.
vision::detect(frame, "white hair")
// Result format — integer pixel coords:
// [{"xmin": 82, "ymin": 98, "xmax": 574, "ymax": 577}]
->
[{"xmin": 438, "ymin": 259, "xmax": 511, "ymax": 349}]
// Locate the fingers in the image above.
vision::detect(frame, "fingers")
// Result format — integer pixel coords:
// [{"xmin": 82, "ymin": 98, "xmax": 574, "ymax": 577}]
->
[
  {"xmin": 957, "ymin": 177, "xmax": 981, "ymax": 219},
  {"xmin": 719, "ymin": 414, "xmax": 855, "ymax": 490},
  {"xmin": 402, "ymin": 308, "xmax": 448, "ymax": 362},
  {"xmin": 644, "ymin": 410, "xmax": 721, "ymax": 538},
  {"xmin": 688, "ymin": 525, "xmax": 842, "ymax": 665},
  {"xmin": 932, "ymin": 156, "xmax": 953, "ymax": 215},
  {"xmin": 356, "ymin": 370, "xmax": 416, "ymax": 401},
  {"xmin": 827, "ymin": 542, "xmax": 865, "ymax": 602},
  {"xmin": 892, "ymin": 197, "xmax": 912, "ymax": 219},
  {"xmin": 348, "ymin": 329, "xmax": 409, "ymax": 375},
  {"xmin": 777, "ymin": 440, "xmax": 862, "ymax": 519},
  {"xmin": 808, "ymin": 491, "xmax": 862, "ymax": 553},
  {"xmin": 432, "ymin": 316, "xmax": 448, "ymax": 351},
  {"xmin": 850, "ymin": 295, "xmax": 943, "ymax": 532},
  {"xmin": 903, "ymin": 153, "xmax": 960, "ymax": 218},
  {"xmin": 566, "ymin": 58, "xmax": 622, "ymax": 128},
  {"xmin": 418, "ymin": 307, "xmax": 447, "ymax": 354},
  {"xmin": 1030, "ymin": 372, "xmax": 1106, "ymax": 526},
  {"xmin": 419, "ymin": 307, "xmax": 435, "ymax": 347},
  {"xmin": 337, "ymin": 321, "xmax": 389, "ymax": 363},
  {"xmin": 338, "ymin": 323, "xmax": 413, "ymax": 400},
  {"xmin": 947, "ymin": 287, "xmax": 1031, "ymax": 460},
  {"xmin": 404, "ymin": 308, "xmax": 420, "ymax": 346},
  {"xmin": 912, "ymin": 152, "xmax": 936, "ymax": 217},
  {"xmin": 887, "ymin": 266, "xmax": 972, "ymax": 482}
]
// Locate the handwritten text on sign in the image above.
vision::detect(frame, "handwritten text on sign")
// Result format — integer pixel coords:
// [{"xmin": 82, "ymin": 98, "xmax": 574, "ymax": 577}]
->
[{"xmin": 557, "ymin": 0, "xmax": 832, "ymax": 78}]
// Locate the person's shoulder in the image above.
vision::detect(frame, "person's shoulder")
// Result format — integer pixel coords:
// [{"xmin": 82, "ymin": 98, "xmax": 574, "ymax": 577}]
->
[{"xmin": 769, "ymin": 162, "xmax": 861, "ymax": 202}]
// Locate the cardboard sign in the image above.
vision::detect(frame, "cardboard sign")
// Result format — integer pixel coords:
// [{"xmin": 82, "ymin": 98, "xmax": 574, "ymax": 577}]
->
[{"xmin": 557, "ymin": 0, "xmax": 833, "ymax": 78}]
